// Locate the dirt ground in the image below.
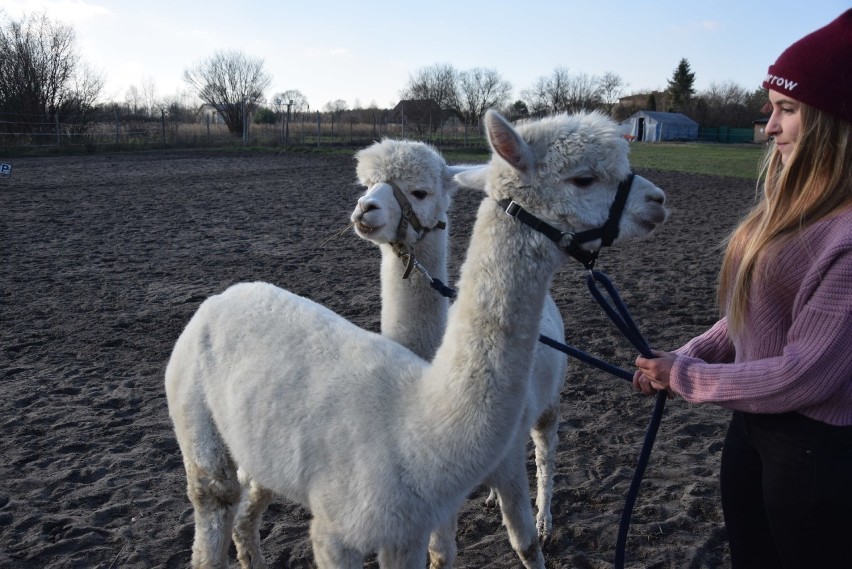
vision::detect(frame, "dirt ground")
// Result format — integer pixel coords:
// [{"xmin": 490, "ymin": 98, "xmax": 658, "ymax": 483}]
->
[{"xmin": 0, "ymin": 149, "xmax": 757, "ymax": 568}]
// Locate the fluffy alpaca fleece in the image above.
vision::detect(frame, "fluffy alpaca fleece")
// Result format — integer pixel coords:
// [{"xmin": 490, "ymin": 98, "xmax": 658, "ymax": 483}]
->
[
  {"xmin": 354, "ymin": 139, "xmax": 461, "ymax": 360},
  {"xmin": 165, "ymin": 109, "xmax": 668, "ymax": 569},
  {"xmin": 349, "ymin": 138, "xmax": 567, "ymax": 569},
  {"xmin": 230, "ymin": 139, "xmax": 467, "ymax": 567}
]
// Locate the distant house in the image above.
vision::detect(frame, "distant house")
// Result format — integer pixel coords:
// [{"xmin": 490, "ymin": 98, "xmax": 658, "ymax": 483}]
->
[
  {"xmin": 753, "ymin": 118, "xmax": 770, "ymax": 143},
  {"xmin": 389, "ymin": 99, "xmax": 466, "ymax": 131},
  {"xmin": 619, "ymin": 111, "xmax": 698, "ymax": 142},
  {"xmin": 618, "ymin": 93, "xmax": 650, "ymax": 108},
  {"xmin": 389, "ymin": 100, "xmax": 443, "ymax": 127}
]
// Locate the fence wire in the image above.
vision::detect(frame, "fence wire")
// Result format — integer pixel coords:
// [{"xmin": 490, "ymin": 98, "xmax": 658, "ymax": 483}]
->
[
  {"xmin": 0, "ymin": 110, "xmax": 759, "ymax": 156},
  {"xmin": 0, "ymin": 110, "xmax": 491, "ymax": 155}
]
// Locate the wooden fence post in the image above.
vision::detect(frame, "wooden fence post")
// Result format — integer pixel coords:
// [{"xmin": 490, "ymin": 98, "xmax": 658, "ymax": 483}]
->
[
  {"xmin": 55, "ymin": 114, "xmax": 60, "ymax": 148},
  {"xmin": 285, "ymin": 100, "xmax": 292, "ymax": 146},
  {"xmin": 242, "ymin": 99, "xmax": 250, "ymax": 146}
]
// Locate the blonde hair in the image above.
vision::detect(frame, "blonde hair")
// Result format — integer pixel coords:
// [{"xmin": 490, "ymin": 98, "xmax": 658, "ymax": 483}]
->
[{"xmin": 718, "ymin": 105, "xmax": 852, "ymax": 336}]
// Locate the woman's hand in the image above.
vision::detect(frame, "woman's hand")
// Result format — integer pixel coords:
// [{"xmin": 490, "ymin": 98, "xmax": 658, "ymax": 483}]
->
[{"xmin": 633, "ymin": 350, "xmax": 677, "ymax": 396}]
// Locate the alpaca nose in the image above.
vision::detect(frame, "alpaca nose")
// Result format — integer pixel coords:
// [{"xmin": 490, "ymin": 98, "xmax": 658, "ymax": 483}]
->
[
  {"xmin": 646, "ymin": 190, "xmax": 665, "ymax": 205},
  {"xmin": 359, "ymin": 198, "xmax": 380, "ymax": 213}
]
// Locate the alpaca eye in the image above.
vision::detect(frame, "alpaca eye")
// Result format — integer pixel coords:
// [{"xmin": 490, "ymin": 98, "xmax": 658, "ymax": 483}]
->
[
  {"xmin": 572, "ymin": 177, "xmax": 596, "ymax": 188},
  {"xmin": 411, "ymin": 190, "xmax": 428, "ymax": 200}
]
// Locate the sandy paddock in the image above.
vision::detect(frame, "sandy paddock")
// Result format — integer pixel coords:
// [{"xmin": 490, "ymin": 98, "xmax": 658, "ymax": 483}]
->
[{"xmin": 0, "ymin": 150, "xmax": 755, "ymax": 568}]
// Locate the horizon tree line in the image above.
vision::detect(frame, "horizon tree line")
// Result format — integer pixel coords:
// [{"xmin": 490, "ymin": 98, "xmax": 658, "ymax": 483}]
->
[{"xmin": 1, "ymin": 10, "xmax": 768, "ymax": 140}]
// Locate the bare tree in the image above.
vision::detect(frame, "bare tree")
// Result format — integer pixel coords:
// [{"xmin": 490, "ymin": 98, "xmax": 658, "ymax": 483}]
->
[
  {"xmin": 598, "ymin": 71, "xmax": 627, "ymax": 116},
  {"xmin": 125, "ymin": 85, "xmax": 143, "ymax": 114},
  {"xmin": 563, "ymin": 71, "xmax": 603, "ymax": 113},
  {"xmin": 694, "ymin": 81, "xmax": 766, "ymax": 128},
  {"xmin": 323, "ymin": 99, "xmax": 348, "ymax": 119},
  {"xmin": 530, "ymin": 67, "xmax": 577, "ymax": 115},
  {"xmin": 520, "ymin": 76, "xmax": 553, "ymax": 117},
  {"xmin": 521, "ymin": 67, "xmax": 574, "ymax": 116},
  {"xmin": 401, "ymin": 63, "xmax": 460, "ymax": 114},
  {"xmin": 521, "ymin": 67, "xmax": 612, "ymax": 116},
  {"xmin": 140, "ymin": 75, "xmax": 158, "ymax": 115},
  {"xmin": 0, "ymin": 11, "xmax": 103, "ymax": 135},
  {"xmin": 272, "ymin": 90, "xmax": 309, "ymax": 116},
  {"xmin": 183, "ymin": 49, "xmax": 271, "ymax": 136},
  {"xmin": 457, "ymin": 67, "xmax": 512, "ymax": 126},
  {"xmin": 124, "ymin": 76, "xmax": 159, "ymax": 116}
]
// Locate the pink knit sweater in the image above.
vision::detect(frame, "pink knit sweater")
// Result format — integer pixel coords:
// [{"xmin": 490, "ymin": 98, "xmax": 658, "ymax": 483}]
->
[{"xmin": 671, "ymin": 206, "xmax": 852, "ymax": 426}]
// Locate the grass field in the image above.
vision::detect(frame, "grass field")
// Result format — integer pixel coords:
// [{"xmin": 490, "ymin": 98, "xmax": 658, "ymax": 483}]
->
[{"xmin": 626, "ymin": 142, "xmax": 766, "ymax": 180}]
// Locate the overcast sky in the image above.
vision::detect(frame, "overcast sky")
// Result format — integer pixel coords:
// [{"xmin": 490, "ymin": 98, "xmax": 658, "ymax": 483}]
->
[{"xmin": 4, "ymin": 0, "xmax": 849, "ymax": 110}]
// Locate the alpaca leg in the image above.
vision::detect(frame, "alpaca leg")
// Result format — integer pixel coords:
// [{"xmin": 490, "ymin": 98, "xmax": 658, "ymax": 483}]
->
[
  {"xmin": 427, "ymin": 515, "xmax": 458, "ymax": 569},
  {"xmin": 379, "ymin": 537, "xmax": 429, "ymax": 569},
  {"xmin": 232, "ymin": 472, "xmax": 274, "ymax": 569},
  {"xmin": 172, "ymin": 387, "xmax": 242, "ymax": 569},
  {"xmin": 484, "ymin": 488, "xmax": 499, "ymax": 509},
  {"xmin": 489, "ymin": 442, "xmax": 545, "ymax": 569},
  {"xmin": 531, "ymin": 406, "xmax": 558, "ymax": 545},
  {"xmin": 184, "ymin": 446, "xmax": 242, "ymax": 568},
  {"xmin": 309, "ymin": 518, "xmax": 362, "ymax": 569}
]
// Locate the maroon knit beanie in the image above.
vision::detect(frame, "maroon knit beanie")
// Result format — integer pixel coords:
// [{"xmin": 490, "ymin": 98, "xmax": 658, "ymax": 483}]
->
[{"xmin": 763, "ymin": 8, "xmax": 852, "ymax": 123}]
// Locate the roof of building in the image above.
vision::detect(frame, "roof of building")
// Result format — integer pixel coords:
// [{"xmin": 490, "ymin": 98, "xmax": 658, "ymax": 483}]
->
[{"xmin": 625, "ymin": 111, "xmax": 698, "ymax": 125}]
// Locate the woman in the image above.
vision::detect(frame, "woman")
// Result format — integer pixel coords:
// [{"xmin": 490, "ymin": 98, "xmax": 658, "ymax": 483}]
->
[{"xmin": 633, "ymin": 9, "xmax": 852, "ymax": 568}]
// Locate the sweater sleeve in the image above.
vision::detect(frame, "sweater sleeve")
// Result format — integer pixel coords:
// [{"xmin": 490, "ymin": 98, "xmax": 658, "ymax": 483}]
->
[
  {"xmin": 674, "ymin": 317, "xmax": 735, "ymax": 364},
  {"xmin": 670, "ymin": 247, "xmax": 852, "ymax": 421}
]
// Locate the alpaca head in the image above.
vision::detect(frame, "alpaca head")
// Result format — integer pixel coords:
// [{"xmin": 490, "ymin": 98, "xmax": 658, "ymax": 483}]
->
[
  {"xmin": 456, "ymin": 110, "xmax": 668, "ymax": 250},
  {"xmin": 351, "ymin": 139, "xmax": 467, "ymax": 247}
]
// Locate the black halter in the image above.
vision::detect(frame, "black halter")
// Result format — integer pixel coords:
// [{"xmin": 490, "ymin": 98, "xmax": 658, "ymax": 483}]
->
[{"xmin": 497, "ymin": 172, "xmax": 635, "ymax": 270}]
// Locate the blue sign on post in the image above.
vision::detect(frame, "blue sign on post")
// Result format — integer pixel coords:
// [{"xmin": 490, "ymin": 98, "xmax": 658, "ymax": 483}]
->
[{"xmin": 0, "ymin": 163, "xmax": 11, "ymax": 176}]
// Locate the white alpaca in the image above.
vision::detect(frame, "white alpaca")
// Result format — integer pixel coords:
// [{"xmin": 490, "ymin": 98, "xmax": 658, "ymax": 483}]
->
[
  {"xmin": 353, "ymin": 139, "xmax": 465, "ymax": 362},
  {"xmin": 229, "ymin": 141, "xmax": 471, "ymax": 568},
  {"xmin": 349, "ymin": 138, "xmax": 567, "ymax": 569},
  {"xmin": 165, "ymin": 110, "xmax": 668, "ymax": 569}
]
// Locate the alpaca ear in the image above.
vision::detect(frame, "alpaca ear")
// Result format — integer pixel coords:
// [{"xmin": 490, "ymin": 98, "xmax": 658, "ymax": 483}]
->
[
  {"xmin": 445, "ymin": 164, "xmax": 480, "ymax": 195},
  {"xmin": 447, "ymin": 164, "xmax": 481, "ymax": 177},
  {"xmin": 453, "ymin": 165, "xmax": 489, "ymax": 191},
  {"xmin": 484, "ymin": 110, "xmax": 535, "ymax": 184}
]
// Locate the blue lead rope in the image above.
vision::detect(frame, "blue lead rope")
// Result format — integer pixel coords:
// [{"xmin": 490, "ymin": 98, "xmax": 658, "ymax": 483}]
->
[
  {"xmin": 429, "ymin": 276, "xmax": 634, "ymax": 381},
  {"xmin": 585, "ymin": 270, "xmax": 666, "ymax": 569},
  {"xmin": 427, "ymin": 276, "xmax": 458, "ymax": 301},
  {"xmin": 431, "ymin": 270, "xmax": 665, "ymax": 569}
]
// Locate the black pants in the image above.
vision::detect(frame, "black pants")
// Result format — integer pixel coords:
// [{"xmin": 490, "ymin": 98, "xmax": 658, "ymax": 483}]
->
[{"xmin": 720, "ymin": 411, "xmax": 852, "ymax": 568}]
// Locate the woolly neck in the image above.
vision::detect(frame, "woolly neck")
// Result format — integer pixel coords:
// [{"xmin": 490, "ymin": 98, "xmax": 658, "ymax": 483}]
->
[
  {"xmin": 411, "ymin": 197, "xmax": 561, "ymax": 486},
  {"xmin": 378, "ymin": 224, "xmax": 450, "ymax": 361}
]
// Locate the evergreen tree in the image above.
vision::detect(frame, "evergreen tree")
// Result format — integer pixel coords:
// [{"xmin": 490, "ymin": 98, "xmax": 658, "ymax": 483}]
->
[
  {"xmin": 667, "ymin": 58, "xmax": 696, "ymax": 112},
  {"xmin": 646, "ymin": 93, "xmax": 657, "ymax": 111}
]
